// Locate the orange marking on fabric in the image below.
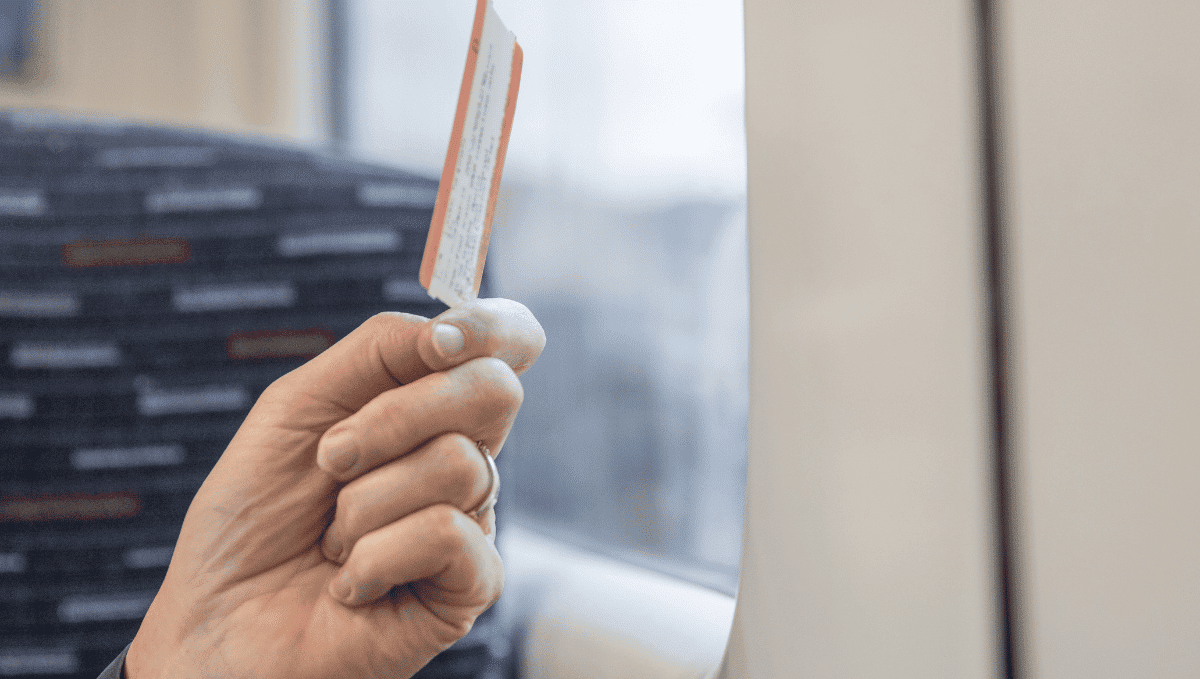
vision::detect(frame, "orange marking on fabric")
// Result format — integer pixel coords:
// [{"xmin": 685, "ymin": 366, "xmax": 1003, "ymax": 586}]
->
[
  {"xmin": 226, "ymin": 328, "xmax": 335, "ymax": 360},
  {"xmin": 62, "ymin": 238, "xmax": 190, "ymax": 267},
  {"xmin": 0, "ymin": 491, "xmax": 141, "ymax": 522}
]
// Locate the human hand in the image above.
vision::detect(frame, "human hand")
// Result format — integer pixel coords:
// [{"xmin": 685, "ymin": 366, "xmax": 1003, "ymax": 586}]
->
[{"xmin": 124, "ymin": 299, "xmax": 545, "ymax": 679}]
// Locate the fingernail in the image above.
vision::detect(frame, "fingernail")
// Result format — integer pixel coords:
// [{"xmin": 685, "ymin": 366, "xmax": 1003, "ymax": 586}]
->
[
  {"xmin": 432, "ymin": 323, "xmax": 465, "ymax": 358},
  {"xmin": 319, "ymin": 429, "xmax": 357, "ymax": 474},
  {"xmin": 331, "ymin": 571, "xmax": 353, "ymax": 602}
]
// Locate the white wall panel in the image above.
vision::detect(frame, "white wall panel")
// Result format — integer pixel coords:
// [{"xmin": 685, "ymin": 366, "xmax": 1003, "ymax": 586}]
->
[
  {"xmin": 1004, "ymin": 1, "xmax": 1200, "ymax": 676},
  {"xmin": 726, "ymin": 0, "xmax": 996, "ymax": 676}
]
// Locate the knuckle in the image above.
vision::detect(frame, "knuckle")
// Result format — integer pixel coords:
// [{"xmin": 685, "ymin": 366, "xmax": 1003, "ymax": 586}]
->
[
  {"xmin": 360, "ymin": 312, "xmax": 396, "ymax": 343},
  {"xmin": 351, "ymin": 529, "xmax": 389, "ymax": 573},
  {"xmin": 364, "ymin": 311, "xmax": 423, "ymax": 352},
  {"xmin": 476, "ymin": 300, "xmax": 546, "ymax": 372},
  {"xmin": 466, "ymin": 540, "xmax": 504, "ymax": 609},
  {"xmin": 432, "ymin": 435, "xmax": 484, "ymax": 500},
  {"xmin": 465, "ymin": 357, "xmax": 524, "ymax": 413},
  {"xmin": 336, "ymin": 489, "xmax": 365, "ymax": 535},
  {"xmin": 508, "ymin": 302, "xmax": 546, "ymax": 351},
  {"xmin": 373, "ymin": 395, "xmax": 414, "ymax": 438},
  {"xmin": 364, "ymin": 310, "xmax": 405, "ymax": 332},
  {"xmin": 376, "ymin": 393, "xmax": 406, "ymax": 423},
  {"xmin": 426, "ymin": 505, "xmax": 469, "ymax": 553},
  {"xmin": 260, "ymin": 370, "xmax": 298, "ymax": 401},
  {"xmin": 486, "ymin": 551, "xmax": 505, "ymax": 606}
]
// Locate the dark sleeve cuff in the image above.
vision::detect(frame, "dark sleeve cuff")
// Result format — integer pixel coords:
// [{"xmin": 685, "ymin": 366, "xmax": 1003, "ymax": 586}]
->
[{"xmin": 97, "ymin": 644, "xmax": 130, "ymax": 679}]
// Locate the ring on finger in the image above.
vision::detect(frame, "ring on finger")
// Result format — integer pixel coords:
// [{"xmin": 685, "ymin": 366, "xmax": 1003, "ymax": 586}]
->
[{"xmin": 469, "ymin": 442, "xmax": 499, "ymax": 520}]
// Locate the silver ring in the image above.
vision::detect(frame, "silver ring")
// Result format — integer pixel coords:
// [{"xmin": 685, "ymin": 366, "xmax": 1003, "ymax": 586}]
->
[{"xmin": 469, "ymin": 442, "xmax": 499, "ymax": 520}]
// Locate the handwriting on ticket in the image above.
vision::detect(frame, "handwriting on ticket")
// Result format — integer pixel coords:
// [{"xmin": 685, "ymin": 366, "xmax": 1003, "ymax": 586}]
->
[{"xmin": 420, "ymin": 0, "xmax": 523, "ymax": 307}]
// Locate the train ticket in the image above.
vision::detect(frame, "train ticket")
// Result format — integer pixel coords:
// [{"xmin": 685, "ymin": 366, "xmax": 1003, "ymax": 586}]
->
[{"xmin": 420, "ymin": 0, "xmax": 523, "ymax": 306}]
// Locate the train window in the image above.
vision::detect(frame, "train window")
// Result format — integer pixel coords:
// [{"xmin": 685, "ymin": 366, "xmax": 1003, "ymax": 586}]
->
[{"xmin": 347, "ymin": 0, "xmax": 747, "ymax": 592}]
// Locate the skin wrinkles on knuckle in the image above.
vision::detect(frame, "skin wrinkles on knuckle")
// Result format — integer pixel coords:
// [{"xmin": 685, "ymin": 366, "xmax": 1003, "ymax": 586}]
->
[
  {"xmin": 259, "ymin": 372, "xmax": 296, "ymax": 402},
  {"xmin": 460, "ymin": 357, "xmax": 523, "ymax": 415},
  {"xmin": 361, "ymin": 313, "xmax": 397, "ymax": 355},
  {"xmin": 350, "ymin": 531, "xmax": 390, "ymax": 578},
  {"xmin": 427, "ymin": 505, "xmax": 470, "ymax": 554},
  {"xmin": 336, "ymin": 489, "xmax": 366, "ymax": 538},
  {"xmin": 367, "ymin": 311, "xmax": 427, "ymax": 383},
  {"xmin": 376, "ymin": 389, "xmax": 423, "ymax": 431},
  {"xmin": 370, "ymin": 333, "xmax": 404, "ymax": 388},
  {"xmin": 433, "ymin": 435, "xmax": 484, "ymax": 500},
  {"xmin": 348, "ymin": 398, "xmax": 412, "ymax": 462},
  {"xmin": 411, "ymin": 587, "xmax": 476, "ymax": 646},
  {"xmin": 365, "ymin": 310, "xmax": 417, "ymax": 332}
]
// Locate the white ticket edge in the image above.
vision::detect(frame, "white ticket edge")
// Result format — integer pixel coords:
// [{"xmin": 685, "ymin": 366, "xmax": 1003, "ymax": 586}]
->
[{"xmin": 421, "ymin": 0, "xmax": 522, "ymax": 307}]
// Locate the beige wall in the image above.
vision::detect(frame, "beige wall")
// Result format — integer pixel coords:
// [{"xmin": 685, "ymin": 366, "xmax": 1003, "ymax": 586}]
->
[
  {"xmin": 730, "ymin": 0, "xmax": 1200, "ymax": 676},
  {"xmin": 726, "ymin": 0, "xmax": 997, "ymax": 676},
  {"xmin": 1005, "ymin": 1, "xmax": 1200, "ymax": 676},
  {"xmin": 0, "ymin": 0, "xmax": 328, "ymax": 142}
]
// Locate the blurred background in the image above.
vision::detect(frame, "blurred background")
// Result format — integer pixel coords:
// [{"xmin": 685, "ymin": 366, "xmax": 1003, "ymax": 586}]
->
[
  {"xmin": 344, "ymin": 0, "xmax": 749, "ymax": 584},
  {"xmin": 0, "ymin": 0, "xmax": 746, "ymax": 677},
  {"xmin": 6, "ymin": 1, "xmax": 1200, "ymax": 678}
]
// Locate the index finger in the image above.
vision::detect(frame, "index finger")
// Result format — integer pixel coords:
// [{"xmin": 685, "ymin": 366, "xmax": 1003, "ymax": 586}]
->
[{"xmin": 264, "ymin": 298, "xmax": 545, "ymax": 419}]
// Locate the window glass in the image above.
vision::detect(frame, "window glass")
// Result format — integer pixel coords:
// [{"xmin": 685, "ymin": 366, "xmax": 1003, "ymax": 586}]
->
[{"xmin": 348, "ymin": 0, "xmax": 747, "ymax": 590}]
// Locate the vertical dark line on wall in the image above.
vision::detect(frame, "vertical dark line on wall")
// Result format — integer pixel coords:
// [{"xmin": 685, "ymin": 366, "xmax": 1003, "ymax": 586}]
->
[
  {"xmin": 327, "ymin": 0, "xmax": 350, "ymax": 150},
  {"xmin": 975, "ymin": 0, "xmax": 1020, "ymax": 678}
]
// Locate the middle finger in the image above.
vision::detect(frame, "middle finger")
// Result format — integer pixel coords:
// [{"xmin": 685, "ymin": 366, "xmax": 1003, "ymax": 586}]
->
[
  {"xmin": 315, "ymin": 356, "xmax": 523, "ymax": 482},
  {"xmin": 321, "ymin": 432, "xmax": 494, "ymax": 563}
]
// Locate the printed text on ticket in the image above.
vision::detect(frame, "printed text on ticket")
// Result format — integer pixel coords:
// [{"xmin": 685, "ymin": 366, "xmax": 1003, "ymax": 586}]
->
[{"xmin": 420, "ymin": 0, "xmax": 523, "ymax": 307}]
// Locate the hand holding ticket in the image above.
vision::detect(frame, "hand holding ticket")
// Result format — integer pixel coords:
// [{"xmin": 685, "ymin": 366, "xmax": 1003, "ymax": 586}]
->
[
  {"xmin": 420, "ymin": 0, "xmax": 523, "ymax": 307},
  {"xmin": 124, "ymin": 301, "xmax": 545, "ymax": 679}
]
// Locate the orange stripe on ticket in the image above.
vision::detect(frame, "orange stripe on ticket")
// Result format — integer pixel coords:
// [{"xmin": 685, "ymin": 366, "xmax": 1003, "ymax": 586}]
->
[
  {"xmin": 420, "ymin": 0, "xmax": 521, "ymax": 304},
  {"xmin": 63, "ymin": 238, "xmax": 190, "ymax": 267},
  {"xmin": 421, "ymin": 0, "xmax": 489, "ymax": 289}
]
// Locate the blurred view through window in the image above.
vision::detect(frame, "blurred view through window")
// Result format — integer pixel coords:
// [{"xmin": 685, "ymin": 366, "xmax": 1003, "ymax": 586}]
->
[{"xmin": 347, "ymin": 0, "xmax": 748, "ymax": 589}]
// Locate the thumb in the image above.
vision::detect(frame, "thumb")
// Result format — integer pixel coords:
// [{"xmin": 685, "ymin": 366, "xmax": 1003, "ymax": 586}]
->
[
  {"xmin": 255, "ymin": 298, "xmax": 545, "ymax": 427},
  {"xmin": 415, "ymin": 298, "xmax": 546, "ymax": 377}
]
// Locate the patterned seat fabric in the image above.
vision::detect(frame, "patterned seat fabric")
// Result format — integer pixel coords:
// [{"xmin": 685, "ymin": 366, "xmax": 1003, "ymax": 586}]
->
[{"xmin": 0, "ymin": 111, "xmax": 508, "ymax": 679}]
